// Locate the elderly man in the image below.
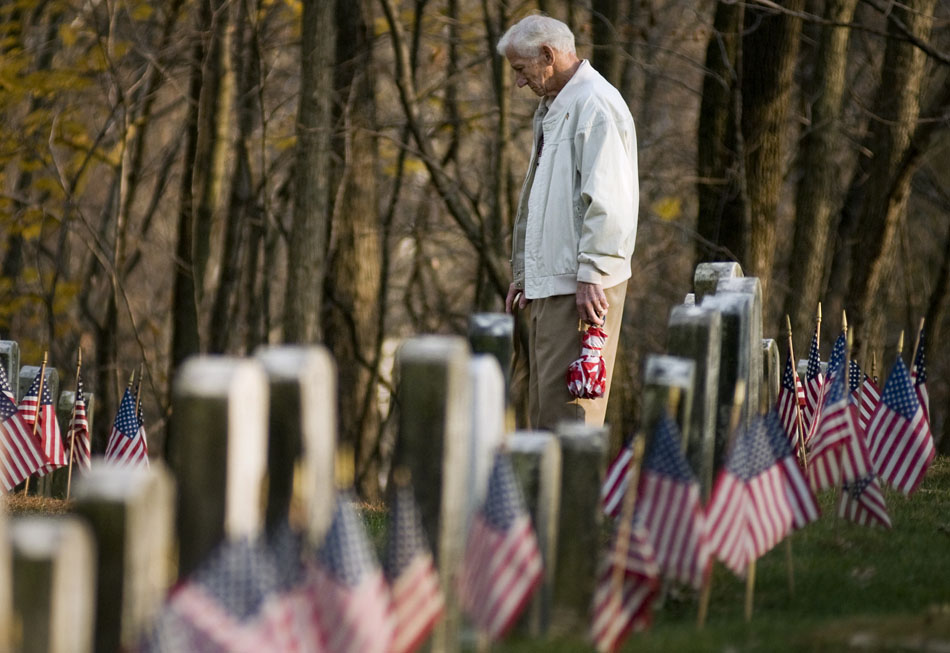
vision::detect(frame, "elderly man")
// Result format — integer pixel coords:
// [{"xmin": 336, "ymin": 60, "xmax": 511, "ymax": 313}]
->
[{"xmin": 499, "ymin": 15, "xmax": 639, "ymax": 430}]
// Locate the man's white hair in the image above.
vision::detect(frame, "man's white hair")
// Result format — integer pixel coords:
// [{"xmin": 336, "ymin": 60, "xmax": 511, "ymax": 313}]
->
[{"xmin": 496, "ymin": 15, "xmax": 576, "ymax": 58}]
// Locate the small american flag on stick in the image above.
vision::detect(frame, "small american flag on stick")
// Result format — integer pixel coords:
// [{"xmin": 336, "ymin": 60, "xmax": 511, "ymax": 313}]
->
[
  {"xmin": 458, "ymin": 449, "xmax": 543, "ymax": 640},
  {"xmin": 384, "ymin": 475, "xmax": 444, "ymax": 653},
  {"xmin": 867, "ymin": 351, "xmax": 934, "ymax": 496}
]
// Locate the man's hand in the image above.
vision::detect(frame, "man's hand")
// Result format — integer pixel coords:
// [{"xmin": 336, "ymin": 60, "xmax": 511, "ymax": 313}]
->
[
  {"xmin": 505, "ymin": 283, "xmax": 530, "ymax": 314},
  {"xmin": 577, "ymin": 281, "xmax": 608, "ymax": 325}
]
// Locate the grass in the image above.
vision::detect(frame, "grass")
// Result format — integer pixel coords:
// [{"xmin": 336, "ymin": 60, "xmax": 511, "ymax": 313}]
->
[
  {"xmin": 11, "ymin": 459, "xmax": 950, "ymax": 652},
  {"xmin": 497, "ymin": 455, "xmax": 950, "ymax": 652}
]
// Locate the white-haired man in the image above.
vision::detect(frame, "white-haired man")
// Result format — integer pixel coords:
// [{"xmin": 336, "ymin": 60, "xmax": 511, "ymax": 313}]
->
[{"xmin": 499, "ymin": 15, "xmax": 639, "ymax": 430}]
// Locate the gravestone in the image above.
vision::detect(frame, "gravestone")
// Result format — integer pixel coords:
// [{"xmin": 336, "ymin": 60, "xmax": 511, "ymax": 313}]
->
[
  {"xmin": 693, "ymin": 262, "xmax": 743, "ymax": 305},
  {"xmin": 683, "ymin": 293, "xmax": 695, "ymax": 306},
  {"xmin": 666, "ymin": 304, "xmax": 721, "ymax": 498},
  {"xmin": 394, "ymin": 336, "xmax": 472, "ymax": 653},
  {"xmin": 0, "ymin": 341, "xmax": 19, "ymax": 396},
  {"xmin": 641, "ymin": 355, "xmax": 695, "ymax": 454},
  {"xmin": 700, "ymin": 291, "xmax": 757, "ymax": 471},
  {"xmin": 72, "ymin": 464, "xmax": 175, "ymax": 653},
  {"xmin": 167, "ymin": 357, "xmax": 269, "ymax": 578},
  {"xmin": 463, "ymin": 355, "xmax": 506, "ymax": 536},
  {"xmin": 255, "ymin": 346, "xmax": 337, "ymax": 546},
  {"xmin": 467, "ymin": 313, "xmax": 514, "ymax": 398},
  {"xmin": 761, "ymin": 339, "xmax": 780, "ymax": 415},
  {"xmin": 508, "ymin": 430, "xmax": 561, "ymax": 637},
  {"xmin": 17, "ymin": 365, "xmax": 59, "ymax": 407},
  {"xmin": 50, "ymin": 389, "xmax": 96, "ymax": 499},
  {"xmin": 11, "ymin": 516, "xmax": 96, "ymax": 653},
  {"xmin": 716, "ymin": 276, "xmax": 763, "ymax": 422},
  {"xmin": 551, "ymin": 421, "xmax": 607, "ymax": 635}
]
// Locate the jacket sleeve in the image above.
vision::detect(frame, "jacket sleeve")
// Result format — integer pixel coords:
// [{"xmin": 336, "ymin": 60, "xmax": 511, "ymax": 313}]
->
[{"xmin": 574, "ymin": 110, "xmax": 639, "ymax": 285}]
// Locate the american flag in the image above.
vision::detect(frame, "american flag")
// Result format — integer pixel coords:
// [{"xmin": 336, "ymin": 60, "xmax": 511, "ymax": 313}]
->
[
  {"xmin": 849, "ymin": 360, "xmax": 880, "ymax": 433},
  {"xmin": 459, "ymin": 450, "xmax": 543, "ymax": 640},
  {"xmin": 309, "ymin": 491, "xmax": 393, "ymax": 653},
  {"xmin": 706, "ymin": 413, "xmax": 817, "ymax": 578},
  {"xmin": 825, "ymin": 332, "xmax": 847, "ymax": 382},
  {"xmin": 807, "ymin": 361, "xmax": 862, "ymax": 493},
  {"xmin": 104, "ymin": 385, "xmax": 149, "ymax": 468},
  {"xmin": 601, "ymin": 442, "xmax": 633, "ymax": 518},
  {"xmin": 776, "ymin": 353, "xmax": 805, "ymax": 448},
  {"xmin": 867, "ymin": 355, "xmax": 935, "ymax": 496},
  {"xmin": 802, "ymin": 328, "xmax": 824, "ymax": 440},
  {"xmin": 66, "ymin": 372, "xmax": 91, "ymax": 470},
  {"xmin": 590, "ymin": 515, "xmax": 659, "ymax": 653},
  {"xmin": 18, "ymin": 371, "xmax": 67, "ymax": 476},
  {"xmin": 910, "ymin": 325, "xmax": 929, "ymax": 424},
  {"xmin": 384, "ymin": 482, "xmax": 444, "ymax": 653},
  {"xmin": 838, "ymin": 473, "xmax": 891, "ymax": 529},
  {"xmin": 0, "ymin": 365, "xmax": 46, "ymax": 491},
  {"xmin": 634, "ymin": 413, "xmax": 709, "ymax": 589},
  {"xmin": 142, "ymin": 537, "xmax": 285, "ymax": 652}
]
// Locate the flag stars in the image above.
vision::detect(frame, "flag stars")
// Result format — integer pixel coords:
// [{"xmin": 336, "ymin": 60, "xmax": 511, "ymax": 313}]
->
[
  {"xmin": 317, "ymin": 492, "xmax": 381, "ymax": 587},
  {"xmin": 881, "ymin": 359, "xmax": 920, "ymax": 421}
]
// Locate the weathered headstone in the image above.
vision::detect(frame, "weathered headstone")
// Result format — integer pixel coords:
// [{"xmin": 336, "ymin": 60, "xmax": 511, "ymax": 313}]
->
[
  {"xmin": 255, "ymin": 346, "xmax": 337, "ymax": 546},
  {"xmin": 693, "ymin": 261, "xmax": 743, "ymax": 304},
  {"xmin": 467, "ymin": 313, "xmax": 514, "ymax": 397},
  {"xmin": 11, "ymin": 516, "xmax": 96, "ymax": 653},
  {"xmin": 18, "ymin": 365, "xmax": 59, "ymax": 407},
  {"xmin": 666, "ymin": 304, "xmax": 721, "ymax": 497},
  {"xmin": 683, "ymin": 293, "xmax": 695, "ymax": 306},
  {"xmin": 394, "ymin": 336, "xmax": 472, "ymax": 652},
  {"xmin": 0, "ymin": 341, "xmax": 19, "ymax": 396},
  {"xmin": 761, "ymin": 339, "xmax": 780, "ymax": 415},
  {"xmin": 464, "ymin": 355, "xmax": 505, "ymax": 535},
  {"xmin": 508, "ymin": 430, "xmax": 561, "ymax": 637},
  {"xmin": 551, "ymin": 421, "xmax": 607, "ymax": 635},
  {"xmin": 701, "ymin": 291, "xmax": 757, "ymax": 471},
  {"xmin": 717, "ymin": 276, "xmax": 763, "ymax": 422},
  {"xmin": 641, "ymin": 354, "xmax": 695, "ymax": 451},
  {"xmin": 167, "ymin": 357, "xmax": 269, "ymax": 578},
  {"xmin": 72, "ymin": 464, "xmax": 175, "ymax": 653}
]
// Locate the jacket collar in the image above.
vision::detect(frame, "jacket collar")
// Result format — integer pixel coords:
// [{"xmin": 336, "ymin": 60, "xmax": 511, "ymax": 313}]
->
[{"xmin": 541, "ymin": 60, "xmax": 595, "ymax": 120}]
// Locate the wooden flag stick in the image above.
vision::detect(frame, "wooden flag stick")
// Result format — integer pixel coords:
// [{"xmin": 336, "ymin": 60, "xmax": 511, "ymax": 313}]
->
[
  {"xmin": 911, "ymin": 317, "xmax": 925, "ymax": 367},
  {"xmin": 871, "ymin": 351, "xmax": 878, "ymax": 385},
  {"xmin": 23, "ymin": 352, "xmax": 49, "ymax": 497},
  {"xmin": 699, "ymin": 382, "xmax": 745, "ymax": 628},
  {"xmin": 841, "ymin": 310, "xmax": 848, "ymax": 334},
  {"xmin": 744, "ymin": 560, "xmax": 757, "ymax": 622},
  {"xmin": 608, "ymin": 433, "xmax": 647, "ymax": 618},
  {"xmin": 816, "ymin": 303, "xmax": 822, "ymax": 349},
  {"xmin": 66, "ymin": 348, "xmax": 82, "ymax": 501},
  {"xmin": 134, "ymin": 363, "xmax": 144, "ymax": 416},
  {"xmin": 897, "ymin": 330, "xmax": 905, "ymax": 356}
]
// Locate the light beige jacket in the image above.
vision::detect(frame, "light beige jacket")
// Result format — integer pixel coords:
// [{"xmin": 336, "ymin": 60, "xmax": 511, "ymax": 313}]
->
[{"xmin": 512, "ymin": 61, "xmax": 639, "ymax": 299}]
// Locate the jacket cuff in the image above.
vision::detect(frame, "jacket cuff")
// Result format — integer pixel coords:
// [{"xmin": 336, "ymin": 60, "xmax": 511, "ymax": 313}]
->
[{"xmin": 577, "ymin": 262, "xmax": 603, "ymax": 285}]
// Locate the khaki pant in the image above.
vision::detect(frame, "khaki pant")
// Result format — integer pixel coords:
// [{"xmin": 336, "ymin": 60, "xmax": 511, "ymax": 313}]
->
[{"xmin": 511, "ymin": 282, "xmax": 627, "ymax": 431}]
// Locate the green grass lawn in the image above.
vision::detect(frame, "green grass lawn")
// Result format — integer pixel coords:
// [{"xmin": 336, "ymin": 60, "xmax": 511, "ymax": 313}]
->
[{"xmin": 497, "ymin": 455, "xmax": 950, "ymax": 652}]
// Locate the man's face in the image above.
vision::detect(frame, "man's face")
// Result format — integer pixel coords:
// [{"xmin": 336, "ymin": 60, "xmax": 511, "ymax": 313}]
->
[{"xmin": 505, "ymin": 47, "xmax": 556, "ymax": 97}]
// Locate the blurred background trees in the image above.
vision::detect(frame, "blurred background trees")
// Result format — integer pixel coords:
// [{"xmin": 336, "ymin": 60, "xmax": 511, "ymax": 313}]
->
[{"xmin": 1, "ymin": 0, "xmax": 947, "ymax": 498}]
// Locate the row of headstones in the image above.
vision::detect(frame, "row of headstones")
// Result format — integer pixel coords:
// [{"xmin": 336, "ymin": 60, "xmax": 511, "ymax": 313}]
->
[
  {"xmin": 2, "ymin": 260, "xmax": 777, "ymax": 652},
  {"xmin": 0, "ymin": 342, "xmax": 97, "ymax": 498}
]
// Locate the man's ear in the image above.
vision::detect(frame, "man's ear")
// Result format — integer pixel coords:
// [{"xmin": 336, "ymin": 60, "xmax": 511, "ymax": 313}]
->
[{"xmin": 540, "ymin": 44, "xmax": 556, "ymax": 65}]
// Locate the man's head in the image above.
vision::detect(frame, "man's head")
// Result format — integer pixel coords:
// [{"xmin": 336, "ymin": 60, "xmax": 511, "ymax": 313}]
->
[{"xmin": 497, "ymin": 15, "xmax": 580, "ymax": 98}]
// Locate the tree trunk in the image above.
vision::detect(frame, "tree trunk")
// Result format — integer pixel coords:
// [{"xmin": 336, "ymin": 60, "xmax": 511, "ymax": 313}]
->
[
  {"xmin": 695, "ymin": 0, "xmax": 746, "ymax": 264},
  {"xmin": 740, "ymin": 0, "xmax": 803, "ymax": 312},
  {"xmin": 841, "ymin": 0, "xmax": 936, "ymax": 359},
  {"xmin": 284, "ymin": 0, "xmax": 335, "ymax": 344},
  {"xmin": 324, "ymin": 0, "xmax": 382, "ymax": 501},
  {"xmin": 784, "ymin": 0, "xmax": 858, "ymax": 341},
  {"xmin": 210, "ymin": 0, "xmax": 261, "ymax": 354}
]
